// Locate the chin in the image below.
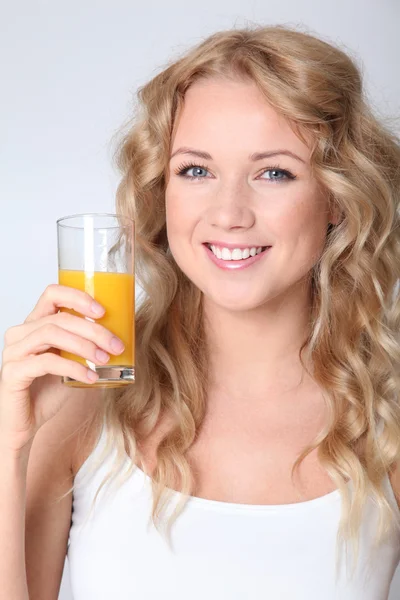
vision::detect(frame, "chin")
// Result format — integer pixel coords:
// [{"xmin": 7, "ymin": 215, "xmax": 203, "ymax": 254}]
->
[{"xmin": 203, "ymin": 287, "xmax": 272, "ymax": 313}]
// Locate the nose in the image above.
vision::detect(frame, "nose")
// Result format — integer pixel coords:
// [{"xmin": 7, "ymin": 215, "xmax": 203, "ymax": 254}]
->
[{"xmin": 205, "ymin": 182, "xmax": 255, "ymax": 231}]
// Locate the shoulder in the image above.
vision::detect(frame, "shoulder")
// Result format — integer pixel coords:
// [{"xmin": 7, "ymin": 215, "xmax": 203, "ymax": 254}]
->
[{"xmin": 388, "ymin": 461, "xmax": 400, "ymax": 510}]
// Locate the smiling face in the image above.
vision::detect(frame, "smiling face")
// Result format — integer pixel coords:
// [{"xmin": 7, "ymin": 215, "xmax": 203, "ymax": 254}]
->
[{"xmin": 165, "ymin": 77, "xmax": 335, "ymax": 312}]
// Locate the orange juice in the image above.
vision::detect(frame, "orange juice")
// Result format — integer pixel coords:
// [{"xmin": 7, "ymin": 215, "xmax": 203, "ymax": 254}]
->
[{"xmin": 58, "ymin": 270, "xmax": 135, "ymax": 368}]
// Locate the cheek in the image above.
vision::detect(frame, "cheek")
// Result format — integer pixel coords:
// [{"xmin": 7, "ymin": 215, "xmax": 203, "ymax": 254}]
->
[
  {"xmin": 165, "ymin": 192, "xmax": 195, "ymax": 255},
  {"xmin": 165, "ymin": 192, "xmax": 180, "ymax": 235},
  {"xmin": 277, "ymin": 197, "xmax": 330, "ymax": 261},
  {"xmin": 165, "ymin": 197, "xmax": 202, "ymax": 283},
  {"xmin": 165, "ymin": 188, "xmax": 201, "ymax": 234},
  {"xmin": 295, "ymin": 227, "xmax": 327, "ymax": 264}
]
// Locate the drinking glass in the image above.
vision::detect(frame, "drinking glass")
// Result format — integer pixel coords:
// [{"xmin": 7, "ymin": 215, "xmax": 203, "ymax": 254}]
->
[{"xmin": 57, "ymin": 213, "xmax": 135, "ymax": 388}]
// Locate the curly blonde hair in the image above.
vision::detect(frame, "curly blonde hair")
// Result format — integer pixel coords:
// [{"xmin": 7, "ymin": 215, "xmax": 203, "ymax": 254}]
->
[{"xmin": 72, "ymin": 24, "xmax": 400, "ymax": 578}]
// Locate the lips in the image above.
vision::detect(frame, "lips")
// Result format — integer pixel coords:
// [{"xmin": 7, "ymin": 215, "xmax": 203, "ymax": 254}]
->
[
  {"xmin": 203, "ymin": 242, "xmax": 271, "ymax": 271},
  {"xmin": 204, "ymin": 241, "xmax": 270, "ymax": 250}
]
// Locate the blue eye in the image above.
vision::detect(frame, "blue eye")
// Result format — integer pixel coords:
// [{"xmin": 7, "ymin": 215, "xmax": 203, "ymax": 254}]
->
[
  {"xmin": 261, "ymin": 169, "xmax": 290, "ymax": 181},
  {"xmin": 180, "ymin": 165, "xmax": 209, "ymax": 179},
  {"xmin": 174, "ymin": 162, "xmax": 296, "ymax": 183}
]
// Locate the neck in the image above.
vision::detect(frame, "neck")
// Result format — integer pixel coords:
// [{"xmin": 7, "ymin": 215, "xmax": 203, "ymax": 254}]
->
[{"xmin": 203, "ymin": 279, "xmax": 314, "ymax": 400}]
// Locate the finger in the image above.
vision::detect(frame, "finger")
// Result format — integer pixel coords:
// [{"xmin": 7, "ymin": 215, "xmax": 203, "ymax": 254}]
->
[
  {"xmin": 24, "ymin": 283, "xmax": 105, "ymax": 323},
  {"xmin": 3, "ymin": 312, "xmax": 124, "ymax": 355},
  {"xmin": 1, "ymin": 353, "xmax": 99, "ymax": 391},
  {"xmin": 2, "ymin": 323, "xmax": 111, "ymax": 366}
]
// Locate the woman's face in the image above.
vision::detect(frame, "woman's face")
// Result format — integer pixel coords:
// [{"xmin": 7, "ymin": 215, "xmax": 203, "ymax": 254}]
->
[{"xmin": 165, "ymin": 77, "xmax": 335, "ymax": 311}]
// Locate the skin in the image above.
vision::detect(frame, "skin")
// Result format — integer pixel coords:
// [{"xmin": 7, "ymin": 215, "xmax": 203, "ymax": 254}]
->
[{"xmin": 166, "ymin": 77, "xmax": 338, "ymax": 402}]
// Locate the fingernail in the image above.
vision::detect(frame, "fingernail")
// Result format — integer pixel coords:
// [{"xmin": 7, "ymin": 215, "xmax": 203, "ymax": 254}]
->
[
  {"xmin": 91, "ymin": 301, "xmax": 105, "ymax": 315},
  {"xmin": 111, "ymin": 337, "xmax": 125, "ymax": 354},
  {"xmin": 95, "ymin": 349, "xmax": 110, "ymax": 363},
  {"xmin": 87, "ymin": 369, "xmax": 99, "ymax": 381}
]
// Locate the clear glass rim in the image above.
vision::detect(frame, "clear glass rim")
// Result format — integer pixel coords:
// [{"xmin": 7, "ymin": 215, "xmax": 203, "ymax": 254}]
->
[{"xmin": 56, "ymin": 212, "xmax": 134, "ymax": 229}]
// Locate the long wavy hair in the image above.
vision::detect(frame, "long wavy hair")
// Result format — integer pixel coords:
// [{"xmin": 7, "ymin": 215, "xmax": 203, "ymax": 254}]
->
[{"xmin": 70, "ymin": 24, "xmax": 400, "ymax": 577}]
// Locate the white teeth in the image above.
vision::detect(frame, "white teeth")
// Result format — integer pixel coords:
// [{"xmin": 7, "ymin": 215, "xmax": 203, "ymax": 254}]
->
[
  {"xmin": 231, "ymin": 248, "xmax": 243, "ymax": 260},
  {"xmin": 210, "ymin": 245, "xmax": 265, "ymax": 261}
]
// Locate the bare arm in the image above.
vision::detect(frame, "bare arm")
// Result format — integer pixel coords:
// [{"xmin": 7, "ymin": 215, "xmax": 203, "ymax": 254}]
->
[
  {"xmin": 25, "ymin": 415, "xmax": 74, "ymax": 599},
  {"xmin": 0, "ymin": 426, "xmax": 72, "ymax": 600},
  {"xmin": 0, "ymin": 283, "xmax": 120, "ymax": 599},
  {"xmin": 0, "ymin": 390, "xmax": 101, "ymax": 600},
  {"xmin": 0, "ymin": 443, "xmax": 32, "ymax": 599}
]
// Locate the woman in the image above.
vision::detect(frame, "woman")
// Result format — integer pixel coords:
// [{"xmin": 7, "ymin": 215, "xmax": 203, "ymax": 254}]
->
[{"xmin": 1, "ymin": 24, "xmax": 400, "ymax": 599}]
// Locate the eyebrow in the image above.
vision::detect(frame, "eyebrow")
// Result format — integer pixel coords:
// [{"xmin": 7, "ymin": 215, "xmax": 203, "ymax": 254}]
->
[{"xmin": 169, "ymin": 146, "xmax": 306, "ymax": 164}]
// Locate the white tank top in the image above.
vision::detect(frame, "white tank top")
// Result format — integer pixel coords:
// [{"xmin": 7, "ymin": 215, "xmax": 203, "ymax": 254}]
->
[{"xmin": 67, "ymin": 422, "xmax": 400, "ymax": 599}]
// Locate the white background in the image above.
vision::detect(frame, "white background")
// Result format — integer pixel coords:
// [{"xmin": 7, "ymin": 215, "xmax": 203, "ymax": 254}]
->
[{"xmin": 1, "ymin": 1, "xmax": 399, "ymax": 598}]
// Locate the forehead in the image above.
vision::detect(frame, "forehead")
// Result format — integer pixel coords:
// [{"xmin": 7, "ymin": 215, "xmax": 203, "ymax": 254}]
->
[{"xmin": 171, "ymin": 78, "xmax": 310, "ymax": 159}]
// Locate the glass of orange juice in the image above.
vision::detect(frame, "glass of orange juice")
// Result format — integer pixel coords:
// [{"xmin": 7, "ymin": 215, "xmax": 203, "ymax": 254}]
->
[{"xmin": 57, "ymin": 213, "xmax": 135, "ymax": 388}]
